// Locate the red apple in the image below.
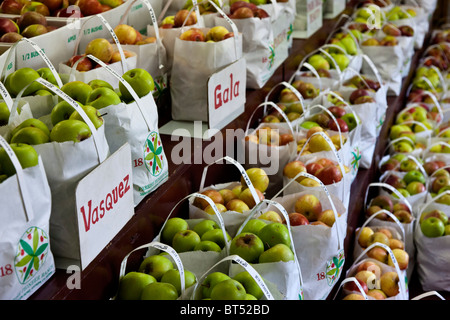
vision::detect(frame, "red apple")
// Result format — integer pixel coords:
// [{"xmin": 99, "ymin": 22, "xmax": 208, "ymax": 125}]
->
[
  {"xmin": 284, "ymin": 212, "xmax": 309, "ymax": 226},
  {"xmin": 316, "ymin": 165, "xmax": 343, "ymax": 185}
]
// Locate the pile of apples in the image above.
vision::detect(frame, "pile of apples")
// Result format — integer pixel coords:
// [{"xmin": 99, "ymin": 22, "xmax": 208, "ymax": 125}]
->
[
  {"xmin": 365, "ymin": 194, "xmax": 414, "ymax": 223},
  {"xmin": 179, "ymin": 26, "xmax": 234, "ymax": 42},
  {"xmin": 428, "ymin": 169, "xmax": 450, "ymax": 204},
  {"xmin": 159, "ymin": 9, "xmax": 198, "ymax": 29},
  {"xmin": 300, "ymin": 105, "xmax": 358, "ymax": 133},
  {"xmin": 297, "ymin": 126, "xmax": 348, "ymax": 154},
  {"xmin": 0, "ymin": 11, "xmax": 57, "ymax": 43},
  {"xmin": 307, "ymin": 52, "xmax": 349, "ymax": 78},
  {"xmin": 116, "ymin": 254, "xmax": 197, "ymax": 300},
  {"xmin": 381, "ymin": 168, "xmax": 427, "ymax": 199},
  {"xmin": 361, "ymin": 23, "xmax": 415, "ymax": 48},
  {"xmin": 0, "ymin": 142, "xmax": 40, "ymax": 183},
  {"xmin": 283, "ymin": 157, "xmax": 346, "ymax": 187},
  {"xmin": 66, "ymin": 37, "xmax": 136, "ymax": 72},
  {"xmin": 113, "ymin": 24, "xmax": 156, "ymax": 46},
  {"xmin": 357, "ymin": 226, "xmax": 409, "ymax": 271},
  {"xmin": 419, "ymin": 209, "xmax": 450, "ymax": 238},
  {"xmin": 244, "ymin": 126, "xmax": 294, "ymax": 148},
  {"xmin": 227, "ymin": 1, "xmax": 269, "ymax": 20},
  {"xmin": 343, "ymin": 74, "xmax": 382, "ymax": 92}
]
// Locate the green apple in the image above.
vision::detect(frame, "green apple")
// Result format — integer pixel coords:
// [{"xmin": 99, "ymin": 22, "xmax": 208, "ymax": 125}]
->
[
  {"xmin": 257, "ymin": 222, "xmax": 291, "ymax": 250},
  {"xmin": 88, "ymin": 79, "xmax": 114, "ymax": 91},
  {"xmin": 406, "ymin": 181, "xmax": 426, "ymax": 195},
  {"xmin": 445, "ymin": 225, "xmax": 450, "ymax": 236},
  {"xmin": 300, "ymin": 121, "xmax": 320, "ymax": 130},
  {"xmin": 10, "ymin": 126, "xmax": 49, "ymax": 145},
  {"xmin": 259, "ymin": 243, "xmax": 294, "ymax": 263},
  {"xmin": 341, "ymin": 113, "xmax": 358, "ymax": 131},
  {"xmin": 200, "ymin": 272, "xmax": 230, "ymax": 299},
  {"xmin": 119, "ymin": 68, "xmax": 154, "ymax": 102},
  {"xmin": 51, "ymin": 100, "xmax": 82, "ymax": 126},
  {"xmin": 10, "ymin": 118, "xmax": 50, "ymax": 138},
  {"xmin": 172, "ymin": 229, "xmax": 201, "ymax": 253},
  {"xmin": 192, "ymin": 219, "xmax": 219, "ymax": 238},
  {"xmin": 393, "ymin": 188, "xmax": 411, "ymax": 199},
  {"xmin": 0, "ymin": 102, "xmax": 10, "ymax": 126},
  {"xmin": 60, "ymin": 81, "xmax": 93, "ymax": 105},
  {"xmin": 160, "ymin": 269, "xmax": 197, "ymax": 296},
  {"xmin": 140, "ymin": 282, "xmax": 178, "ymax": 300},
  {"xmin": 138, "ymin": 255, "xmax": 174, "ymax": 281},
  {"xmin": 229, "ymin": 232, "xmax": 264, "ymax": 263},
  {"xmin": 331, "ymin": 53, "xmax": 350, "ymax": 71},
  {"xmin": 340, "ymin": 35, "xmax": 358, "ymax": 55},
  {"xmin": 210, "ymin": 279, "xmax": 246, "ymax": 300},
  {"xmin": 245, "ymin": 294, "xmax": 257, "ymax": 300},
  {"xmin": 421, "ymin": 217, "xmax": 445, "ymax": 238},
  {"xmin": 34, "ymin": 89, "xmax": 53, "ymax": 96},
  {"xmin": 49, "ymin": 119, "xmax": 92, "ymax": 143},
  {"xmin": 69, "ymin": 105, "xmax": 104, "ymax": 130},
  {"xmin": 403, "ymin": 170, "xmax": 426, "ymax": 184},
  {"xmin": 36, "ymin": 67, "xmax": 60, "ymax": 91},
  {"xmin": 232, "ymin": 271, "xmax": 264, "ymax": 300},
  {"xmin": 201, "ymin": 228, "xmax": 231, "ymax": 249},
  {"xmin": 307, "ymin": 54, "xmax": 330, "ymax": 71},
  {"xmin": 9, "ymin": 67, "xmax": 41, "ymax": 97},
  {"xmin": 420, "ymin": 209, "xmax": 448, "ymax": 225},
  {"xmin": 193, "ymin": 240, "xmax": 222, "ymax": 252},
  {"xmin": 117, "ymin": 271, "xmax": 157, "ymax": 300},
  {"xmin": 0, "ymin": 143, "xmax": 39, "ymax": 177},
  {"xmin": 161, "ymin": 217, "xmax": 189, "ymax": 245},
  {"xmin": 240, "ymin": 219, "xmax": 267, "ymax": 236},
  {"xmin": 86, "ymin": 87, "xmax": 121, "ymax": 110}
]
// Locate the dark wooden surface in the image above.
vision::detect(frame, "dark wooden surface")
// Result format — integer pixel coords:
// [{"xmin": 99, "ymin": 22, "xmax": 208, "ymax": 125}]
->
[{"xmin": 28, "ymin": 1, "xmax": 449, "ymax": 300}]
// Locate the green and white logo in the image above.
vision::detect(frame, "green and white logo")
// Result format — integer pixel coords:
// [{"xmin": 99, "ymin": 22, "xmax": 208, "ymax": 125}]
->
[
  {"xmin": 325, "ymin": 250, "xmax": 345, "ymax": 287},
  {"xmin": 144, "ymin": 131, "xmax": 165, "ymax": 177},
  {"xmin": 14, "ymin": 227, "xmax": 50, "ymax": 284}
]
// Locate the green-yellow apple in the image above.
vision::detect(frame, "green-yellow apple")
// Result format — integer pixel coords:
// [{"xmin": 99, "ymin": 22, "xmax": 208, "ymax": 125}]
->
[
  {"xmin": 86, "ymin": 87, "xmax": 121, "ymax": 109},
  {"xmin": 117, "ymin": 271, "xmax": 157, "ymax": 300},
  {"xmin": 36, "ymin": 67, "xmax": 59, "ymax": 89},
  {"xmin": 307, "ymin": 54, "xmax": 330, "ymax": 71},
  {"xmin": 9, "ymin": 67, "xmax": 41, "ymax": 96},
  {"xmin": 0, "ymin": 143, "xmax": 39, "ymax": 176},
  {"xmin": 387, "ymin": 248, "xmax": 409, "ymax": 270},
  {"xmin": 0, "ymin": 102, "xmax": 10, "ymax": 126},
  {"xmin": 219, "ymin": 188, "xmax": 237, "ymax": 204},
  {"xmin": 258, "ymin": 210, "xmax": 283, "ymax": 223},
  {"xmin": 34, "ymin": 89, "xmax": 53, "ymax": 96},
  {"xmin": 294, "ymin": 194, "xmax": 322, "ymax": 221},
  {"xmin": 51, "ymin": 100, "xmax": 83, "ymax": 126},
  {"xmin": 241, "ymin": 167, "xmax": 269, "ymax": 193},
  {"xmin": 172, "ymin": 229, "xmax": 201, "ymax": 252},
  {"xmin": 140, "ymin": 282, "xmax": 178, "ymax": 300},
  {"xmin": 238, "ymin": 187, "xmax": 264, "ymax": 208},
  {"xmin": 204, "ymin": 203, "xmax": 227, "ymax": 215},
  {"xmin": 88, "ymin": 79, "xmax": 114, "ymax": 90},
  {"xmin": 210, "ymin": 279, "xmax": 246, "ymax": 300},
  {"xmin": 161, "ymin": 217, "xmax": 189, "ymax": 244},
  {"xmin": 85, "ymin": 38, "xmax": 113, "ymax": 63},
  {"xmin": 49, "ymin": 119, "xmax": 92, "ymax": 143},
  {"xmin": 69, "ymin": 105, "xmax": 104, "ymax": 129},
  {"xmin": 421, "ymin": 217, "xmax": 445, "ymax": 237},
  {"xmin": 119, "ymin": 68, "xmax": 154, "ymax": 102},
  {"xmin": 201, "ymin": 228, "xmax": 231, "ymax": 249},
  {"xmin": 226, "ymin": 198, "xmax": 250, "ymax": 213},
  {"xmin": 10, "ymin": 126, "xmax": 49, "ymax": 145},
  {"xmin": 160, "ymin": 269, "xmax": 197, "ymax": 296},
  {"xmin": 403, "ymin": 170, "xmax": 425, "ymax": 184},
  {"xmin": 193, "ymin": 240, "xmax": 221, "ymax": 252},
  {"xmin": 138, "ymin": 255, "xmax": 174, "ymax": 281},
  {"xmin": 192, "ymin": 219, "xmax": 219, "ymax": 238},
  {"xmin": 200, "ymin": 272, "xmax": 231, "ymax": 299},
  {"xmin": 406, "ymin": 181, "xmax": 426, "ymax": 195},
  {"xmin": 301, "ymin": 121, "xmax": 320, "ymax": 129},
  {"xmin": 380, "ymin": 271, "xmax": 400, "ymax": 297},
  {"xmin": 259, "ymin": 243, "xmax": 294, "ymax": 263},
  {"xmin": 10, "ymin": 118, "xmax": 50, "ymax": 138},
  {"xmin": 357, "ymin": 226, "xmax": 374, "ymax": 248},
  {"xmin": 229, "ymin": 232, "xmax": 264, "ymax": 263},
  {"xmin": 257, "ymin": 222, "xmax": 291, "ymax": 249},
  {"xmin": 240, "ymin": 219, "xmax": 267, "ymax": 235},
  {"xmin": 232, "ymin": 271, "xmax": 263, "ymax": 300},
  {"xmin": 60, "ymin": 81, "xmax": 93, "ymax": 105}
]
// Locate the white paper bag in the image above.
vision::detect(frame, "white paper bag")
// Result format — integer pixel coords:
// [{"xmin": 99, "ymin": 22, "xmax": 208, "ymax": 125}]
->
[{"xmin": 0, "ymin": 137, "xmax": 55, "ymax": 300}]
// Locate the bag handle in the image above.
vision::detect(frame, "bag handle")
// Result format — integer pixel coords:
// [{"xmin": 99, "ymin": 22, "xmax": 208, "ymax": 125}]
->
[
  {"xmin": 361, "ymin": 209, "xmax": 407, "ymax": 248},
  {"xmin": 353, "ymin": 242, "xmax": 408, "ymax": 300},
  {"xmin": 272, "ymin": 171, "xmax": 344, "ymax": 249},
  {"xmin": 115, "ymin": 241, "xmax": 187, "ymax": 298},
  {"xmin": 341, "ymin": 67, "xmax": 372, "ymax": 92},
  {"xmin": 411, "ymin": 291, "xmax": 446, "ymax": 300},
  {"xmin": 191, "ymin": 254, "xmax": 275, "ymax": 300},
  {"xmin": 0, "ymin": 37, "xmax": 63, "ymax": 89},
  {"xmin": 74, "ymin": 13, "xmax": 128, "ymax": 75},
  {"xmin": 13, "ymin": 77, "xmax": 107, "ymax": 163},
  {"xmin": 325, "ymin": 13, "xmax": 353, "ymax": 44},
  {"xmin": 419, "ymin": 190, "xmax": 450, "ymax": 215},
  {"xmin": 0, "ymin": 135, "xmax": 35, "ymax": 222},
  {"xmin": 199, "ymin": 156, "xmax": 262, "ymax": 209},
  {"xmin": 332, "ymin": 276, "xmax": 369, "ymax": 300},
  {"xmin": 235, "ymin": 198, "xmax": 304, "ymax": 291},
  {"xmin": 0, "ymin": 80, "xmax": 14, "ymax": 117},
  {"xmin": 363, "ymin": 182, "xmax": 413, "ymax": 215},
  {"xmin": 289, "ymin": 62, "xmax": 323, "ymax": 91}
]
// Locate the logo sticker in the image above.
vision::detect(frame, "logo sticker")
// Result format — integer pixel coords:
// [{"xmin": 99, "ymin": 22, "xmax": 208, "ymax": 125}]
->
[
  {"xmin": 326, "ymin": 250, "xmax": 345, "ymax": 287},
  {"xmin": 144, "ymin": 131, "xmax": 165, "ymax": 177}
]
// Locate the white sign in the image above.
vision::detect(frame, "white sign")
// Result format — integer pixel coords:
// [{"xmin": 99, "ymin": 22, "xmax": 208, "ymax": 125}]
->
[
  {"xmin": 75, "ymin": 143, "xmax": 134, "ymax": 270},
  {"xmin": 207, "ymin": 58, "xmax": 246, "ymax": 131}
]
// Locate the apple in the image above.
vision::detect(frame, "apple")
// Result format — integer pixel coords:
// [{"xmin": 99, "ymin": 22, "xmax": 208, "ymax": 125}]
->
[
  {"xmin": 240, "ymin": 219, "xmax": 267, "ymax": 235},
  {"xmin": 405, "ymin": 181, "xmax": 426, "ymax": 195},
  {"xmin": 17, "ymin": 11, "xmax": 47, "ymax": 31},
  {"xmin": 201, "ymin": 229, "xmax": 231, "ymax": 249},
  {"xmin": 10, "ymin": 126, "xmax": 49, "ymax": 145},
  {"xmin": 258, "ymin": 210, "xmax": 282, "ymax": 223},
  {"xmin": 200, "ymin": 272, "xmax": 230, "ymax": 299},
  {"xmin": 283, "ymin": 160, "xmax": 307, "ymax": 182},
  {"xmin": 161, "ymin": 217, "xmax": 189, "ymax": 244},
  {"xmin": 88, "ymin": 79, "xmax": 114, "ymax": 91},
  {"xmin": 317, "ymin": 209, "xmax": 336, "ymax": 227},
  {"xmin": 21, "ymin": 1, "xmax": 50, "ymax": 16},
  {"xmin": 138, "ymin": 255, "xmax": 174, "ymax": 281},
  {"xmin": 114, "ymin": 24, "xmax": 138, "ymax": 45},
  {"xmin": 354, "ymin": 270, "xmax": 377, "ymax": 290},
  {"xmin": 316, "ymin": 165, "xmax": 343, "ymax": 185},
  {"xmin": 382, "ymin": 23, "xmax": 401, "ymax": 36},
  {"xmin": 9, "ymin": 67, "xmax": 41, "ymax": 97},
  {"xmin": 210, "ymin": 279, "xmax": 246, "ymax": 300},
  {"xmin": 161, "ymin": 269, "xmax": 196, "ymax": 296},
  {"xmin": 172, "ymin": 229, "xmax": 201, "ymax": 253},
  {"xmin": 343, "ymin": 278, "xmax": 368, "ymax": 294},
  {"xmin": 307, "ymin": 54, "xmax": 330, "ymax": 71},
  {"xmin": 173, "ymin": 9, "xmax": 197, "ymax": 28},
  {"xmin": 117, "ymin": 271, "xmax": 157, "ymax": 300},
  {"xmin": 392, "ymin": 210, "xmax": 413, "ymax": 224},
  {"xmin": 0, "ymin": 102, "xmax": 10, "ymax": 126},
  {"xmin": 285, "ymin": 212, "xmax": 309, "ymax": 226},
  {"xmin": 421, "ymin": 217, "xmax": 445, "ymax": 238},
  {"xmin": 357, "ymin": 227, "xmax": 374, "ymax": 248},
  {"xmin": 230, "ymin": 6, "xmax": 254, "ymax": 19},
  {"xmin": 387, "ymin": 248, "xmax": 409, "ymax": 270},
  {"xmin": 0, "ymin": 0, "xmax": 23, "ymax": 14},
  {"xmin": 257, "ymin": 222, "xmax": 290, "ymax": 249},
  {"xmin": 60, "ymin": 81, "xmax": 93, "ymax": 105},
  {"xmin": 294, "ymin": 194, "xmax": 322, "ymax": 221},
  {"xmin": 328, "ymin": 106, "xmax": 346, "ymax": 118},
  {"xmin": 420, "ymin": 209, "xmax": 448, "ymax": 225},
  {"xmin": 85, "ymin": 38, "xmax": 113, "ymax": 63},
  {"xmin": 349, "ymin": 89, "xmax": 371, "ymax": 105},
  {"xmin": 370, "ymin": 195, "xmax": 394, "ymax": 212},
  {"xmin": 194, "ymin": 240, "xmax": 221, "ymax": 252},
  {"xmin": 367, "ymin": 231, "xmax": 391, "ymax": 247},
  {"xmin": 308, "ymin": 134, "xmax": 332, "ymax": 153},
  {"xmin": 51, "ymin": 100, "xmax": 81, "ymax": 126},
  {"xmin": 233, "ymin": 271, "xmax": 263, "ymax": 300},
  {"xmin": 431, "ymin": 175, "xmax": 450, "ymax": 193},
  {"xmin": 75, "ymin": 0, "xmax": 103, "ymax": 16},
  {"xmin": 119, "ymin": 68, "xmax": 154, "ymax": 102},
  {"xmin": 380, "ymin": 271, "xmax": 400, "ymax": 297},
  {"xmin": 229, "ymin": 232, "xmax": 264, "ymax": 263},
  {"xmin": 362, "ymin": 38, "xmax": 380, "ymax": 46},
  {"xmin": 403, "ymin": 170, "xmax": 426, "ymax": 184},
  {"xmin": 241, "ymin": 167, "xmax": 269, "ymax": 193},
  {"xmin": 192, "ymin": 219, "xmax": 219, "ymax": 238},
  {"xmin": 69, "ymin": 105, "xmax": 104, "ymax": 129},
  {"xmin": 193, "ymin": 189, "xmax": 224, "ymax": 210},
  {"xmin": 225, "ymin": 199, "xmax": 250, "ymax": 213},
  {"xmin": 342, "ymin": 293, "xmax": 365, "ymax": 300},
  {"xmin": 140, "ymin": 282, "xmax": 178, "ymax": 300},
  {"xmin": 0, "ymin": 143, "xmax": 39, "ymax": 177},
  {"xmin": 0, "ymin": 32, "xmax": 23, "ymax": 43},
  {"xmin": 367, "ymin": 246, "xmax": 388, "ymax": 264},
  {"xmin": 205, "ymin": 26, "xmax": 229, "ymax": 42},
  {"xmin": 50, "ymin": 119, "xmax": 92, "ymax": 143},
  {"xmin": 109, "ymin": 49, "xmax": 135, "ymax": 64},
  {"xmin": 179, "ymin": 28, "xmax": 205, "ymax": 42},
  {"xmin": 238, "ymin": 187, "xmax": 264, "ymax": 208},
  {"xmin": 69, "ymin": 54, "xmax": 94, "ymax": 72},
  {"xmin": 328, "ymin": 118, "xmax": 349, "ymax": 133},
  {"xmin": 10, "ymin": 118, "xmax": 50, "ymax": 139},
  {"xmin": 356, "ymin": 260, "xmax": 382, "ymax": 276},
  {"xmin": 86, "ymin": 87, "xmax": 121, "ymax": 109}
]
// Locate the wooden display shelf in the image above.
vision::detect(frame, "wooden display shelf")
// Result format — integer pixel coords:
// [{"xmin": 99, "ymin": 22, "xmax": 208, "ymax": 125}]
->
[{"xmin": 28, "ymin": 2, "xmax": 448, "ymax": 300}]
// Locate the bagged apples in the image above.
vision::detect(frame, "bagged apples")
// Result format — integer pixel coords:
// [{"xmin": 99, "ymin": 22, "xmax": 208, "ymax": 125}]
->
[
  {"xmin": 188, "ymin": 156, "xmax": 265, "ymax": 237},
  {"xmin": 425, "ymin": 164, "xmax": 450, "ymax": 209},
  {"xmin": 271, "ymin": 172, "xmax": 347, "ymax": 300},
  {"xmin": 58, "ymin": 14, "xmax": 138, "ymax": 88},
  {"xmin": 242, "ymin": 101, "xmax": 298, "ymax": 197},
  {"xmin": 114, "ymin": 241, "xmax": 198, "ymax": 300},
  {"xmin": 414, "ymin": 191, "xmax": 450, "ymax": 292},
  {"xmin": 170, "ymin": 5, "xmax": 242, "ymax": 122},
  {"xmin": 228, "ymin": 198, "xmax": 304, "ymax": 300},
  {"xmin": 0, "ymin": 136, "xmax": 55, "ymax": 300}
]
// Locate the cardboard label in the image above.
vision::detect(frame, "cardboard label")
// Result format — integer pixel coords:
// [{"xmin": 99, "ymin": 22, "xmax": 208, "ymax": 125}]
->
[
  {"xmin": 75, "ymin": 143, "xmax": 134, "ymax": 270},
  {"xmin": 207, "ymin": 58, "xmax": 246, "ymax": 131}
]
